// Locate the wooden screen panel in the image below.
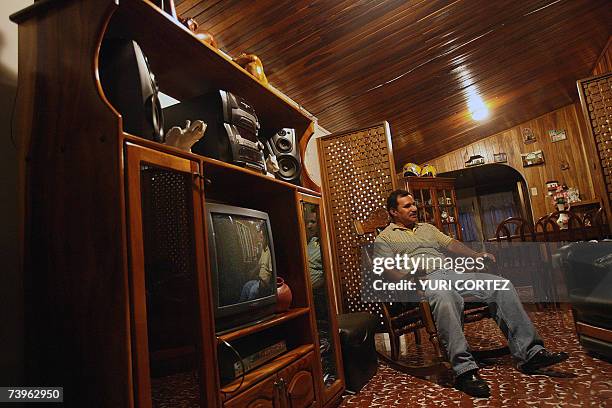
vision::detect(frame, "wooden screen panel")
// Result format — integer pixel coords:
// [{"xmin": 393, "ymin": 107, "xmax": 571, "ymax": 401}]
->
[
  {"xmin": 318, "ymin": 122, "xmax": 398, "ymax": 320},
  {"xmin": 578, "ymin": 73, "xmax": 612, "ymax": 220}
]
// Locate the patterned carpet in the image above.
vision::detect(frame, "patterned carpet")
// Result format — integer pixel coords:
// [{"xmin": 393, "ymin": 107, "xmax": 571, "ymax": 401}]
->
[{"xmin": 340, "ymin": 310, "xmax": 612, "ymax": 407}]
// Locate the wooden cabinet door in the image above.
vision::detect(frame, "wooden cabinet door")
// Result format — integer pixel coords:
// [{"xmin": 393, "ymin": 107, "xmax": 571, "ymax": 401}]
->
[
  {"xmin": 298, "ymin": 194, "xmax": 345, "ymax": 405},
  {"xmin": 278, "ymin": 352, "xmax": 318, "ymax": 408},
  {"xmin": 126, "ymin": 142, "xmax": 217, "ymax": 407},
  {"xmin": 224, "ymin": 375, "xmax": 281, "ymax": 408}
]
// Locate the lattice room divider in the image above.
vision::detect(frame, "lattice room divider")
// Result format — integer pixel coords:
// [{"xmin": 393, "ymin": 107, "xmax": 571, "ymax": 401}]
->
[
  {"xmin": 318, "ymin": 122, "xmax": 398, "ymax": 322},
  {"xmin": 578, "ymin": 73, "xmax": 612, "ymax": 225}
]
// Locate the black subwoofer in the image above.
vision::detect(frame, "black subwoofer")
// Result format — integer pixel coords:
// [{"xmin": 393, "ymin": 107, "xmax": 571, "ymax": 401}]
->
[{"xmin": 337, "ymin": 312, "xmax": 378, "ymax": 392}]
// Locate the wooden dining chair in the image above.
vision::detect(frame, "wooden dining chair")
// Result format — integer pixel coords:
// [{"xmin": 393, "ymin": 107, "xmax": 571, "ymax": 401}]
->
[
  {"xmin": 583, "ymin": 208, "xmax": 609, "ymax": 240},
  {"xmin": 354, "ymin": 209, "xmax": 508, "ymax": 378},
  {"xmin": 495, "ymin": 217, "xmax": 535, "ymax": 242},
  {"xmin": 534, "ymin": 214, "xmax": 561, "ymax": 242}
]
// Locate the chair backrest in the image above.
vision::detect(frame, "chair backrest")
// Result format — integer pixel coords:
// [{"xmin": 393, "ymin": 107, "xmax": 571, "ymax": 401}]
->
[
  {"xmin": 548, "ymin": 210, "xmax": 586, "ymax": 241},
  {"xmin": 354, "ymin": 208, "xmax": 390, "ymax": 237},
  {"xmin": 534, "ymin": 214, "xmax": 560, "ymax": 242},
  {"xmin": 495, "ymin": 216, "xmax": 535, "ymax": 242},
  {"xmin": 583, "ymin": 207, "xmax": 609, "ymax": 240}
]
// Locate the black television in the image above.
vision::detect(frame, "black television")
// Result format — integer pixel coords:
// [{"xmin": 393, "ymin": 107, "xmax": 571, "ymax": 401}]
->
[{"xmin": 206, "ymin": 203, "xmax": 278, "ymax": 332}]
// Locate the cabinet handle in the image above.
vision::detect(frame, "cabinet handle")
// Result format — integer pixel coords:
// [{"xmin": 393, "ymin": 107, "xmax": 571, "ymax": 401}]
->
[{"xmin": 274, "ymin": 379, "xmax": 286, "ymax": 408}]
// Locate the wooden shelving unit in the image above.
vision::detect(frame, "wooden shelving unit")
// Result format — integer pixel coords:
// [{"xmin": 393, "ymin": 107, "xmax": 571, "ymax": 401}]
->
[
  {"xmin": 217, "ymin": 308, "xmax": 310, "ymax": 344},
  {"xmin": 11, "ymin": 0, "xmax": 343, "ymax": 407}
]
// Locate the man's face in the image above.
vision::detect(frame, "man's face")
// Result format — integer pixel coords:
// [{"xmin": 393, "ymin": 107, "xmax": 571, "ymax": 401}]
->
[
  {"xmin": 306, "ymin": 211, "xmax": 318, "ymax": 240},
  {"xmin": 390, "ymin": 194, "xmax": 418, "ymax": 227}
]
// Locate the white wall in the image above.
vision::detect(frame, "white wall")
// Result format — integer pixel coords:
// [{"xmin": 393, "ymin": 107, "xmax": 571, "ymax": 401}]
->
[{"xmin": 1, "ymin": 0, "xmax": 33, "ymax": 386}]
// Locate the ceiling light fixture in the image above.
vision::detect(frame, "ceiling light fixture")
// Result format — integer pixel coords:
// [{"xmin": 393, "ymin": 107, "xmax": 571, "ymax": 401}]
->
[{"xmin": 467, "ymin": 87, "xmax": 489, "ymax": 121}]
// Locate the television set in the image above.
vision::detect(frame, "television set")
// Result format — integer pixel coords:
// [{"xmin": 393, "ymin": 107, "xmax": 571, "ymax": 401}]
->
[{"xmin": 206, "ymin": 203, "xmax": 278, "ymax": 332}]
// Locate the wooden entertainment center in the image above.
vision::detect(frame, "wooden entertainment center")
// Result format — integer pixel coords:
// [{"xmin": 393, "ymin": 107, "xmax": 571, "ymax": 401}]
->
[{"xmin": 11, "ymin": 0, "xmax": 344, "ymax": 406}]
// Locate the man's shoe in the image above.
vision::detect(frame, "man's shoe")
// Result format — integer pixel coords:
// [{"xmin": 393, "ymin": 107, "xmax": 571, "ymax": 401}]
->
[
  {"xmin": 521, "ymin": 349, "xmax": 569, "ymax": 373},
  {"xmin": 454, "ymin": 369, "xmax": 490, "ymax": 398}
]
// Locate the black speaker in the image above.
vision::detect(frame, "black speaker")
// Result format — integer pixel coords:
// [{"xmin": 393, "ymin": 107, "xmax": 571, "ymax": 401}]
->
[
  {"xmin": 269, "ymin": 128, "xmax": 301, "ymax": 185},
  {"xmin": 98, "ymin": 38, "xmax": 164, "ymax": 142}
]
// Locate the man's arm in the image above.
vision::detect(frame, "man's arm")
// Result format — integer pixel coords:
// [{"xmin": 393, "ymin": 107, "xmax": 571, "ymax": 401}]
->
[
  {"xmin": 447, "ymin": 239, "xmax": 496, "ymax": 262},
  {"xmin": 373, "ymin": 239, "xmax": 410, "ymax": 282}
]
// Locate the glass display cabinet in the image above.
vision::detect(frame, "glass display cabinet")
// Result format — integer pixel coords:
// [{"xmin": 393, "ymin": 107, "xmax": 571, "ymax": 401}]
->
[{"xmin": 399, "ymin": 176, "xmax": 463, "ymax": 240}]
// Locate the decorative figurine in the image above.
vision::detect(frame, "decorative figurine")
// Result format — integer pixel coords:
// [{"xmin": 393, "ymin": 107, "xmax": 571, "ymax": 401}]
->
[
  {"xmin": 465, "ymin": 154, "xmax": 485, "ymax": 167},
  {"xmin": 164, "ymin": 120, "xmax": 206, "ymax": 152},
  {"xmin": 546, "ymin": 180, "xmax": 559, "ymax": 196},
  {"xmin": 234, "ymin": 53, "xmax": 269, "ymax": 86},
  {"xmin": 179, "ymin": 17, "xmax": 218, "ymax": 49}
]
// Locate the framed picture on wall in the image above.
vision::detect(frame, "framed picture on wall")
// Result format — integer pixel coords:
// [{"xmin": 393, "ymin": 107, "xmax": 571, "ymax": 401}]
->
[
  {"xmin": 521, "ymin": 150, "xmax": 545, "ymax": 167},
  {"xmin": 522, "ymin": 127, "xmax": 536, "ymax": 144},
  {"xmin": 493, "ymin": 153, "xmax": 507, "ymax": 163},
  {"xmin": 549, "ymin": 129, "xmax": 567, "ymax": 143}
]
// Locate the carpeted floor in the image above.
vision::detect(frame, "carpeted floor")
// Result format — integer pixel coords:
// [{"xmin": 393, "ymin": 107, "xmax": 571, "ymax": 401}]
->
[{"xmin": 340, "ymin": 310, "xmax": 611, "ymax": 407}]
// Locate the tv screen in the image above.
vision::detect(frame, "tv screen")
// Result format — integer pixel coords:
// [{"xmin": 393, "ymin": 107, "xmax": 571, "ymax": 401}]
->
[{"xmin": 207, "ymin": 203, "xmax": 277, "ymax": 332}]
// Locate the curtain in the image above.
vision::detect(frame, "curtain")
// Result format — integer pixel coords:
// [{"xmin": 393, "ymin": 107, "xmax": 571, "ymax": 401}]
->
[
  {"xmin": 458, "ymin": 205, "xmax": 479, "ymax": 242},
  {"xmin": 480, "ymin": 191, "xmax": 519, "ymax": 240}
]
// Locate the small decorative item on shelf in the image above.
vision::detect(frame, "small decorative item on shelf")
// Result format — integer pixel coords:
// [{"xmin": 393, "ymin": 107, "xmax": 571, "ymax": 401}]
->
[
  {"xmin": 549, "ymin": 129, "xmax": 567, "ymax": 143},
  {"xmin": 441, "ymin": 210, "xmax": 448, "ymax": 222},
  {"xmin": 521, "ymin": 150, "xmax": 544, "ymax": 167},
  {"xmin": 234, "ymin": 53, "xmax": 269, "ymax": 86},
  {"xmin": 179, "ymin": 17, "xmax": 219, "ymax": 49},
  {"xmin": 164, "ymin": 120, "xmax": 207, "ymax": 152},
  {"xmin": 550, "ymin": 184, "xmax": 581, "ymax": 229},
  {"xmin": 275, "ymin": 277, "xmax": 292, "ymax": 313},
  {"xmin": 522, "ymin": 127, "xmax": 536, "ymax": 144},
  {"xmin": 465, "ymin": 154, "xmax": 485, "ymax": 167},
  {"xmin": 567, "ymin": 187, "xmax": 580, "ymax": 204},
  {"xmin": 493, "ymin": 152, "xmax": 507, "ymax": 163},
  {"xmin": 402, "ymin": 162, "xmax": 421, "ymax": 177},
  {"xmin": 420, "ymin": 164, "xmax": 437, "ymax": 177},
  {"xmin": 546, "ymin": 180, "xmax": 559, "ymax": 196},
  {"xmin": 264, "ymin": 154, "xmax": 280, "ymax": 178}
]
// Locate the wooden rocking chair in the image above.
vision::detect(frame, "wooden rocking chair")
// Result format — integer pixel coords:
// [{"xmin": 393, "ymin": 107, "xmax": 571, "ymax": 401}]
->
[{"xmin": 354, "ymin": 208, "xmax": 509, "ymax": 378}]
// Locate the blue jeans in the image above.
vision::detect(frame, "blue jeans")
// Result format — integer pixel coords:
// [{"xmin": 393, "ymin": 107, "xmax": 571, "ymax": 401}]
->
[{"xmin": 424, "ymin": 269, "xmax": 544, "ymax": 376}]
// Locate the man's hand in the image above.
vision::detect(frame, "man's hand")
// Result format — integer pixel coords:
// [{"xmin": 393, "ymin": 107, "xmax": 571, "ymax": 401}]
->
[{"xmin": 480, "ymin": 252, "xmax": 496, "ymax": 263}]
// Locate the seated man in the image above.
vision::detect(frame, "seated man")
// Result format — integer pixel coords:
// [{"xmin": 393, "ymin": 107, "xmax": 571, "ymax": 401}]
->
[{"xmin": 374, "ymin": 189, "xmax": 568, "ymax": 398}]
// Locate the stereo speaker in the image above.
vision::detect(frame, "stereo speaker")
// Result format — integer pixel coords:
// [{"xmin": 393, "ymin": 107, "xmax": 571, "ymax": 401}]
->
[
  {"xmin": 99, "ymin": 38, "xmax": 164, "ymax": 142},
  {"xmin": 269, "ymin": 128, "xmax": 301, "ymax": 185}
]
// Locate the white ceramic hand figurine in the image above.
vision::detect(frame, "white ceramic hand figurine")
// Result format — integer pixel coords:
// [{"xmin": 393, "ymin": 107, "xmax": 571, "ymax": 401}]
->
[
  {"xmin": 164, "ymin": 120, "xmax": 206, "ymax": 152},
  {"xmin": 265, "ymin": 153, "xmax": 280, "ymax": 174}
]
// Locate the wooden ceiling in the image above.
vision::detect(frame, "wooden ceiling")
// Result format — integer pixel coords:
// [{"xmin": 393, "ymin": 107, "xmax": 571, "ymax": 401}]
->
[{"xmin": 175, "ymin": 0, "xmax": 611, "ymax": 166}]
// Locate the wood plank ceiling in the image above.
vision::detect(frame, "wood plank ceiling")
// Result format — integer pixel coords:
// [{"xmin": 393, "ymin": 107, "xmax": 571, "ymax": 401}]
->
[{"xmin": 175, "ymin": 0, "xmax": 611, "ymax": 166}]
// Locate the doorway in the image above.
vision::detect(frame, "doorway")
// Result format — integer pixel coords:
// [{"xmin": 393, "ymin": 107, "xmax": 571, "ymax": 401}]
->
[{"xmin": 440, "ymin": 164, "xmax": 532, "ymax": 241}]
